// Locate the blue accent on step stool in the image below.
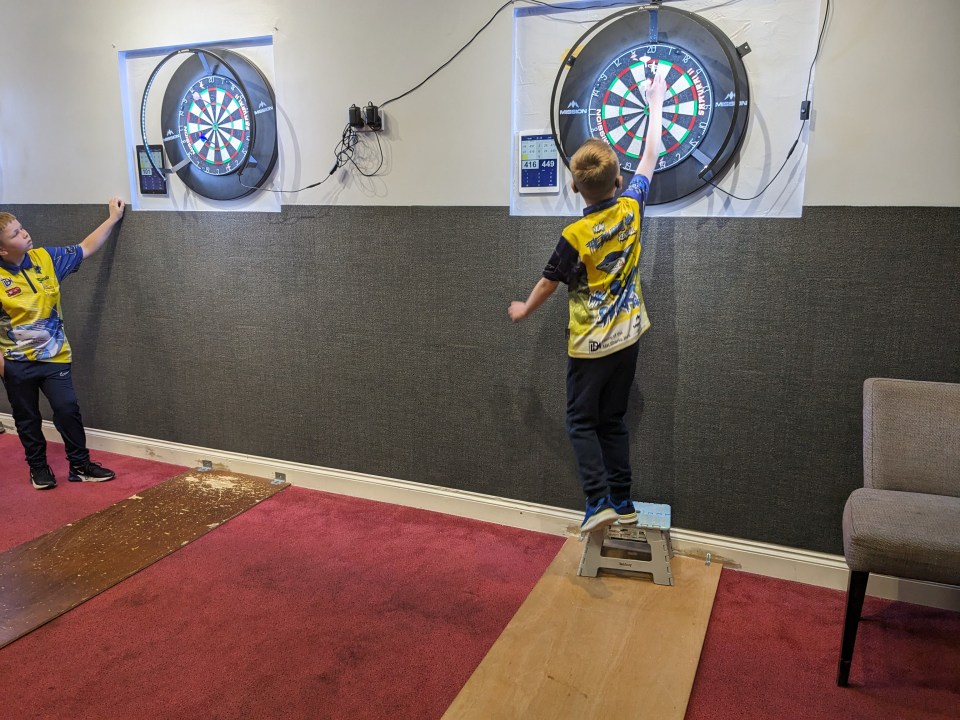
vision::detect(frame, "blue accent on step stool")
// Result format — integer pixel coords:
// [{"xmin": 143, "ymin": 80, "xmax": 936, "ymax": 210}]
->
[{"xmin": 632, "ymin": 502, "xmax": 671, "ymax": 530}]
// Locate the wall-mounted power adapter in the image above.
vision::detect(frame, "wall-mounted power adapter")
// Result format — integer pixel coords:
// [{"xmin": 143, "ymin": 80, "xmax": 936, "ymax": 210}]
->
[
  {"xmin": 363, "ymin": 102, "xmax": 382, "ymax": 131},
  {"xmin": 348, "ymin": 103, "xmax": 384, "ymax": 131},
  {"xmin": 348, "ymin": 104, "xmax": 365, "ymax": 129}
]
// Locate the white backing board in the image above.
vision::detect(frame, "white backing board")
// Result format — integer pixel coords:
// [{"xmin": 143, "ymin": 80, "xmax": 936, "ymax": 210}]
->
[
  {"xmin": 510, "ymin": 0, "xmax": 823, "ymax": 218},
  {"xmin": 119, "ymin": 36, "xmax": 281, "ymax": 212}
]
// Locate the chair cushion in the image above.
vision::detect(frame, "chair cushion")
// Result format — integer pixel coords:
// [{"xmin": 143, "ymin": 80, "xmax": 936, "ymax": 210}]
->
[{"xmin": 843, "ymin": 488, "xmax": 960, "ymax": 586}]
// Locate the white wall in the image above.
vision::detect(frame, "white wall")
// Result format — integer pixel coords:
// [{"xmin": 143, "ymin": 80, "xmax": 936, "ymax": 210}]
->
[
  {"xmin": 0, "ymin": 0, "xmax": 957, "ymax": 207},
  {"xmin": 803, "ymin": 0, "xmax": 960, "ymax": 205}
]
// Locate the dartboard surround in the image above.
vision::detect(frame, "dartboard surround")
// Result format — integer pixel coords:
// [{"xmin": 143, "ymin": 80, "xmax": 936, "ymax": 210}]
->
[
  {"xmin": 151, "ymin": 47, "xmax": 278, "ymax": 201},
  {"xmin": 553, "ymin": 6, "xmax": 750, "ymax": 205}
]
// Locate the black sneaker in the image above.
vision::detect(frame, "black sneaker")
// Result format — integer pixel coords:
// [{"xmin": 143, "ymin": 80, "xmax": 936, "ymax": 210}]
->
[
  {"xmin": 68, "ymin": 460, "xmax": 116, "ymax": 483},
  {"xmin": 30, "ymin": 465, "xmax": 57, "ymax": 490}
]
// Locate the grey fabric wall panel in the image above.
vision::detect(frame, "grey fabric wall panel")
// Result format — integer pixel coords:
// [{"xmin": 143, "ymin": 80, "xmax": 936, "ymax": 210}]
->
[{"xmin": 3, "ymin": 204, "xmax": 958, "ymax": 554}]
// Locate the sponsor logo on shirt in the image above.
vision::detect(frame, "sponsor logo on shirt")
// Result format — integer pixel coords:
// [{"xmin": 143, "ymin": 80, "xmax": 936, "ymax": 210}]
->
[{"xmin": 6, "ymin": 287, "xmax": 21, "ymax": 297}]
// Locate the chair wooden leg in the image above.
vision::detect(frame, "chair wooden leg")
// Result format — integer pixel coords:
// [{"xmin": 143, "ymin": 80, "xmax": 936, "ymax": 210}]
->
[{"xmin": 837, "ymin": 570, "xmax": 869, "ymax": 686}]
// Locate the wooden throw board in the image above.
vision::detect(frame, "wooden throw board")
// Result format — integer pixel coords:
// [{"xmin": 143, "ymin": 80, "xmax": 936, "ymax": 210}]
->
[
  {"xmin": 443, "ymin": 537, "xmax": 722, "ymax": 720},
  {"xmin": 0, "ymin": 469, "xmax": 287, "ymax": 648}
]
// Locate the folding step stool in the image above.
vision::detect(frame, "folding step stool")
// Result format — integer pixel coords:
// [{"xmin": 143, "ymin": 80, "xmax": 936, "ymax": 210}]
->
[{"xmin": 578, "ymin": 502, "xmax": 673, "ymax": 585}]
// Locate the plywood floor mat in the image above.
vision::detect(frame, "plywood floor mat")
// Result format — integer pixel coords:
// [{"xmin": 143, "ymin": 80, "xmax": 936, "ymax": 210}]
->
[
  {"xmin": 443, "ymin": 537, "xmax": 722, "ymax": 720},
  {"xmin": 0, "ymin": 469, "xmax": 287, "ymax": 648}
]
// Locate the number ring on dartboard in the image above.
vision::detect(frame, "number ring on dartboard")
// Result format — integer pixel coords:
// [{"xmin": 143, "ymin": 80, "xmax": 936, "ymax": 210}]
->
[
  {"xmin": 552, "ymin": 6, "xmax": 750, "ymax": 205},
  {"xmin": 590, "ymin": 45, "xmax": 714, "ymax": 173},
  {"xmin": 152, "ymin": 47, "xmax": 278, "ymax": 201}
]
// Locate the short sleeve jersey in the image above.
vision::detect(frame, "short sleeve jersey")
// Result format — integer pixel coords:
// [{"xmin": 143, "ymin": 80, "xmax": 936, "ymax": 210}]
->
[
  {"xmin": 0, "ymin": 246, "xmax": 83, "ymax": 363},
  {"xmin": 543, "ymin": 174, "xmax": 651, "ymax": 358}
]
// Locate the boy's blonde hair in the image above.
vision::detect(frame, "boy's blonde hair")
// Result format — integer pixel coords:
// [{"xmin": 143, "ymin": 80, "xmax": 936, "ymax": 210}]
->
[
  {"xmin": 570, "ymin": 139, "xmax": 620, "ymax": 199},
  {"xmin": 0, "ymin": 212, "xmax": 14, "ymax": 245}
]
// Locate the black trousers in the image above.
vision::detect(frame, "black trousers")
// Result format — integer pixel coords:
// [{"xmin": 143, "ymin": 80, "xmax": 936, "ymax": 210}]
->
[
  {"xmin": 565, "ymin": 340, "xmax": 640, "ymax": 504},
  {"xmin": 1, "ymin": 360, "xmax": 89, "ymax": 469}
]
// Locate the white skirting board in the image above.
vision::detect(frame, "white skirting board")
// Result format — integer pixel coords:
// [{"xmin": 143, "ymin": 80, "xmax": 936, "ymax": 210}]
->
[{"xmin": 3, "ymin": 414, "xmax": 958, "ymax": 611}]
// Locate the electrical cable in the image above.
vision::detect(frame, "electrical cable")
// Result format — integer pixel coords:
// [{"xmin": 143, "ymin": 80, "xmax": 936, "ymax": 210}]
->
[
  {"xmin": 701, "ymin": 0, "xmax": 831, "ymax": 201},
  {"xmin": 379, "ymin": 0, "xmax": 656, "ymax": 109},
  {"xmin": 241, "ymin": 0, "xmax": 826, "ymax": 196},
  {"xmin": 238, "ymin": 123, "xmax": 357, "ymax": 193},
  {"xmin": 345, "ymin": 129, "xmax": 385, "ymax": 177},
  {"xmin": 243, "ymin": 0, "xmax": 666, "ymax": 192}
]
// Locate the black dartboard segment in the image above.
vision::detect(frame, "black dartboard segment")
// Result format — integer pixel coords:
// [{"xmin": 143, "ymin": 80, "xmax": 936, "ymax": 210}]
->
[
  {"xmin": 552, "ymin": 6, "xmax": 750, "ymax": 205},
  {"xmin": 159, "ymin": 48, "xmax": 278, "ymax": 201}
]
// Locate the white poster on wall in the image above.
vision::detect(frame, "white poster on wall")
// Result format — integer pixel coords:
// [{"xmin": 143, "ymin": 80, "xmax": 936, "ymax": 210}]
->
[{"xmin": 511, "ymin": 0, "xmax": 823, "ymax": 218}]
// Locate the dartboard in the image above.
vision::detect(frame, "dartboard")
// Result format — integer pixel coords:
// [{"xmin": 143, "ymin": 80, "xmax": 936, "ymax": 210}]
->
[
  {"xmin": 178, "ymin": 74, "xmax": 251, "ymax": 175},
  {"xmin": 552, "ymin": 6, "xmax": 750, "ymax": 205},
  {"xmin": 143, "ymin": 47, "xmax": 278, "ymax": 201}
]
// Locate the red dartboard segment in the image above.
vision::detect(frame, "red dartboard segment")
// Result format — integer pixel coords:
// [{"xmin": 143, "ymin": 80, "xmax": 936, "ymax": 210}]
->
[{"xmin": 600, "ymin": 88, "xmax": 641, "ymax": 155}]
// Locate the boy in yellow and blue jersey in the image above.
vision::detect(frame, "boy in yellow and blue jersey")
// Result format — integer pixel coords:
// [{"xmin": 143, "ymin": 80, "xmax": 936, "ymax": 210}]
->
[
  {"xmin": 509, "ymin": 72, "xmax": 666, "ymax": 533},
  {"xmin": 0, "ymin": 198, "xmax": 125, "ymax": 489}
]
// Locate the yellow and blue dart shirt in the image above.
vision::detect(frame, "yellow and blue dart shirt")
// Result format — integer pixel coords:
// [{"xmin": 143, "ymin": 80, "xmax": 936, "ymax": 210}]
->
[
  {"xmin": 0, "ymin": 246, "xmax": 83, "ymax": 363},
  {"xmin": 544, "ymin": 174, "xmax": 651, "ymax": 358}
]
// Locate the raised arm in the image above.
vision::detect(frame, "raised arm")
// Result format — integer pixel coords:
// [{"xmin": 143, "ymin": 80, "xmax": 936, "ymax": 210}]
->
[
  {"xmin": 508, "ymin": 277, "xmax": 559, "ymax": 322},
  {"xmin": 79, "ymin": 197, "xmax": 125, "ymax": 259},
  {"xmin": 635, "ymin": 72, "xmax": 667, "ymax": 182}
]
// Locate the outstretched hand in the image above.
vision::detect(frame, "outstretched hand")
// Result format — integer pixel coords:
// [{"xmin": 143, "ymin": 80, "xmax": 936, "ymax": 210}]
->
[
  {"xmin": 108, "ymin": 197, "xmax": 126, "ymax": 222},
  {"xmin": 646, "ymin": 72, "xmax": 667, "ymax": 108},
  {"xmin": 79, "ymin": 197, "xmax": 126, "ymax": 258}
]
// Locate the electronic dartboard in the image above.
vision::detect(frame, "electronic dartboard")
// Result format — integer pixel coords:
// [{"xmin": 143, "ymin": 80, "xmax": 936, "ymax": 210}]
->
[
  {"xmin": 140, "ymin": 47, "xmax": 278, "ymax": 201},
  {"xmin": 552, "ymin": 5, "xmax": 751, "ymax": 205}
]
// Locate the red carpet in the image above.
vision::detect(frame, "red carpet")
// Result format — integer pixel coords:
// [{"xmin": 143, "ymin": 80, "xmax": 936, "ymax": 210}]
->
[
  {"xmin": 3, "ymin": 434, "xmax": 957, "ymax": 719},
  {"xmin": 0, "ymin": 437, "xmax": 564, "ymax": 719},
  {"xmin": 685, "ymin": 569, "xmax": 960, "ymax": 720}
]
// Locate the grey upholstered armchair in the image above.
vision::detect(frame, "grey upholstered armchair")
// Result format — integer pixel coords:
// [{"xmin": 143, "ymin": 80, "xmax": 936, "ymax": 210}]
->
[{"xmin": 837, "ymin": 378, "xmax": 960, "ymax": 686}]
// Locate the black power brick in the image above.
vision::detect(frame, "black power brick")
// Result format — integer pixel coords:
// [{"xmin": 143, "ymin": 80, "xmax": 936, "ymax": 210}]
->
[
  {"xmin": 348, "ymin": 104, "xmax": 364, "ymax": 129},
  {"xmin": 363, "ymin": 102, "xmax": 382, "ymax": 131}
]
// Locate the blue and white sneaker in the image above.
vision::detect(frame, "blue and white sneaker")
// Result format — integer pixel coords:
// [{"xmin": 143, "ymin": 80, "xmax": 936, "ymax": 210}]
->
[
  {"xmin": 580, "ymin": 496, "xmax": 618, "ymax": 534},
  {"xmin": 609, "ymin": 496, "xmax": 638, "ymax": 523}
]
